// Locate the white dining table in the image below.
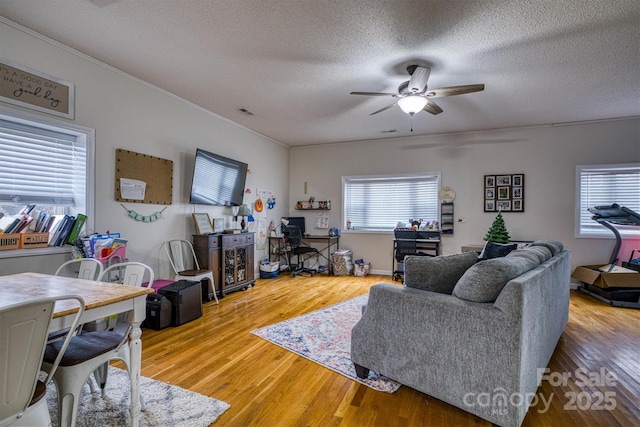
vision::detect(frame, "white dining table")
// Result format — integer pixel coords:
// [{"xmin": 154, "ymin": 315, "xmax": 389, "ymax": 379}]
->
[{"xmin": 0, "ymin": 272, "xmax": 153, "ymax": 427}]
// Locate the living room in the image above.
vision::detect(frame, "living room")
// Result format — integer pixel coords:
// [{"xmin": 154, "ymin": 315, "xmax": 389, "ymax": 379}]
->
[
  {"xmin": 0, "ymin": 8, "xmax": 638, "ymax": 277},
  {"xmin": 0, "ymin": 2, "xmax": 639, "ymax": 426}
]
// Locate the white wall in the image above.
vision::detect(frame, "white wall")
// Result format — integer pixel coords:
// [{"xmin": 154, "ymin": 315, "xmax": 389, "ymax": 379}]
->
[
  {"xmin": 2, "ymin": 20, "xmax": 638, "ymax": 280},
  {"xmin": 0, "ymin": 21, "xmax": 290, "ymax": 278},
  {"xmin": 289, "ymin": 119, "xmax": 640, "ymax": 275}
]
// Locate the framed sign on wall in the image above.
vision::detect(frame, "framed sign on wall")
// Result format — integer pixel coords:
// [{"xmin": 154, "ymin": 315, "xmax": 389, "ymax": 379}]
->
[
  {"xmin": 0, "ymin": 59, "xmax": 75, "ymax": 119},
  {"xmin": 192, "ymin": 213, "xmax": 214, "ymax": 235},
  {"xmin": 484, "ymin": 174, "xmax": 524, "ymax": 212}
]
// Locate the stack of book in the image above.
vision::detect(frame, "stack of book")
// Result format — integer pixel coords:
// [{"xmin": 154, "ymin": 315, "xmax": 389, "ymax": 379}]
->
[
  {"xmin": 0, "ymin": 204, "xmax": 37, "ymax": 234},
  {"xmin": 47, "ymin": 214, "xmax": 87, "ymax": 246},
  {"xmin": 0, "ymin": 204, "xmax": 87, "ymax": 247}
]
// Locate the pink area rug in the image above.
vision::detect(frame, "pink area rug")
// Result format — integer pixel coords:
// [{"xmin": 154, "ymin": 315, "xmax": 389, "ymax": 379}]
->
[{"xmin": 251, "ymin": 294, "xmax": 401, "ymax": 393}]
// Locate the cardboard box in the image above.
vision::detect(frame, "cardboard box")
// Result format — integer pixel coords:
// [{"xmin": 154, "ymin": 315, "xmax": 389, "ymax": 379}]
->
[
  {"xmin": 20, "ymin": 232, "xmax": 49, "ymax": 248},
  {"xmin": 0, "ymin": 233, "xmax": 20, "ymax": 250},
  {"xmin": 572, "ymin": 264, "xmax": 640, "ymax": 289}
]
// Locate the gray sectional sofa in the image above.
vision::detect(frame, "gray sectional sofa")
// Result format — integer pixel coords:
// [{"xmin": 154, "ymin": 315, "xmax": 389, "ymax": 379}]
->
[{"xmin": 351, "ymin": 240, "xmax": 570, "ymax": 427}]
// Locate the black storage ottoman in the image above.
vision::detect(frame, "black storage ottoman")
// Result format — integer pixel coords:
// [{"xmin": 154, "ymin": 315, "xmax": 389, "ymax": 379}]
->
[
  {"xmin": 144, "ymin": 293, "xmax": 172, "ymax": 330},
  {"xmin": 158, "ymin": 279, "xmax": 203, "ymax": 326}
]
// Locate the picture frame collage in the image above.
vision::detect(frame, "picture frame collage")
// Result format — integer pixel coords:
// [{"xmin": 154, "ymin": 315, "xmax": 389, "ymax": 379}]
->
[{"xmin": 484, "ymin": 174, "xmax": 524, "ymax": 212}]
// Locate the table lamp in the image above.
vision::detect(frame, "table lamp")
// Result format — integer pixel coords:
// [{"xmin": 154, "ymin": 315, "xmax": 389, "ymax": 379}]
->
[
  {"xmin": 238, "ymin": 204, "xmax": 251, "ymax": 232},
  {"xmin": 231, "ymin": 205, "xmax": 240, "ymax": 229}
]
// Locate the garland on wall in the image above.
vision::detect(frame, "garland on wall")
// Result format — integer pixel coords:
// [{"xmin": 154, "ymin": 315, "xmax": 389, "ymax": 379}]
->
[{"xmin": 120, "ymin": 204, "xmax": 167, "ymax": 222}]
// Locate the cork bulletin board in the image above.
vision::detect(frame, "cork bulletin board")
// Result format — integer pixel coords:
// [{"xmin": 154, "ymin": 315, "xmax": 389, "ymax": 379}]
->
[{"xmin": 115, "ymin": 149, "xmax": 173, "ymax": 205}]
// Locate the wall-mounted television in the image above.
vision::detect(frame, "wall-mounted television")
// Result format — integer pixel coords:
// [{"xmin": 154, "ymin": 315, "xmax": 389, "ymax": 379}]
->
[{"xmin": 189, "ymin": 148, "xmax": 248, "ymax": 206}]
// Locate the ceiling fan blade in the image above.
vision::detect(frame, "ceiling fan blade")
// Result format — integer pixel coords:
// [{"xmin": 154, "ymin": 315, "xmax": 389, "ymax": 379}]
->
[
  {"xmin": 370, "ymin": 102, "xmax": 397, "ymax": 115},
  {"xmin": 350, "ymin": 91, "xmax": 397, "ymax": 97},
  {"xmin": 424, "ymin": 99, "xmax": 443, "ymax": 115},
  {"xmin": 426, "ymin": 84, "xmax": 484, "ymax": 98},
  {"xmin": 408, "ymin": 66, "xmax": 431, "ymax": 93}
]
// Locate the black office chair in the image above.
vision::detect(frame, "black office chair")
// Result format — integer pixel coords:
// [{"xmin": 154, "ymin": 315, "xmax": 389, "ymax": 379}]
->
[
  {"xmin": 284, "ymin": 225, "xmax": 319, "ymax": 277},
  {"xmin": 393, "ymin": 227, "xmax": 431, "ymax": 281}
]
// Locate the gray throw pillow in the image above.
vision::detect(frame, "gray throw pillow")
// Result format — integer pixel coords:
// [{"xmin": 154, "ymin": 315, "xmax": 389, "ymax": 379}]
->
[
  {"xmin": 506, "ymin": 249, "xmax": 541, "ymax": 264},
  {"xmin": 524, "ymin": 245, "xmax": 552, "ymax": 263},
  {"xmin": 531, "ymin": 240, "xmax": 563, "ymax": 256},
  {"xmin": 478, "ymin": 241, "xmax": 517, "ymax": 260},
  {"xmin": 404, "ymin": 251, "xmax": 479, "ymax": 294},
  {"xmin": 453, "ymin": 255, "xmax": 540, "ymax": 303}
]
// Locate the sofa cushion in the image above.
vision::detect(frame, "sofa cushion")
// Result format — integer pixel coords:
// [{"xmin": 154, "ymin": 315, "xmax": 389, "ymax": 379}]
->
[
  {"xmin": 478, "ymin": 241, "xmax": 517, "ymax": 260},
  {"xmin": 404, "ymin": 251, "xmax": 479, "ymax": 294},
  {"xmin": 453, "ymin": 255, "xmax": 541, "ymax": 302},
  {"xmin": 507, "ymin": 246, "xmax": 552, "ymax": 264},
  {"xmin": 531, "ymin": 240, "xmax": 564, "ymax": 256}
]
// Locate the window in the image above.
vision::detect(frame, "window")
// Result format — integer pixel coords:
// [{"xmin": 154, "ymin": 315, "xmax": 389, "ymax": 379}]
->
[
  {"xmin": 576, "ymin": 163, "xmax": 640, "ymax": 237},
  {"xmin": 343, "ymin": 173, "xmax": 440, "ymax": 232},
  {"xmin": 0, "ymin": 107, "xmax": 94, "ymax": 249}
]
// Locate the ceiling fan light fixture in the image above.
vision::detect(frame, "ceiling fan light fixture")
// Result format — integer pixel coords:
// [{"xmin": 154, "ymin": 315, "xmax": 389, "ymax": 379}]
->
[{"xmin": 397, "ymin": 95, "xmax": 427, "ymax": 115}]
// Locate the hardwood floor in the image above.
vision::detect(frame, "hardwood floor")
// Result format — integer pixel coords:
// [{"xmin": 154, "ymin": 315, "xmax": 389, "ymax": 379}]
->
[{"xmin": 136, "ymin": 274, "xmax": 640, "ymax": 426}]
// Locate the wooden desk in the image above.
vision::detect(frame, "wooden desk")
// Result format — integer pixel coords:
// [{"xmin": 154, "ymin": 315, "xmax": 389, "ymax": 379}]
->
[{"xmin": 0, "ymin": 273, "xmax": 153, "ymax": 427}]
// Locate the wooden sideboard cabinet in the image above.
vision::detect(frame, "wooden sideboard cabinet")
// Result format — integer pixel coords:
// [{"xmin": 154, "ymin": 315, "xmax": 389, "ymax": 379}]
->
[{"xmin": 193, "ymin": 232, "xmax": 256, "ymax": 297}]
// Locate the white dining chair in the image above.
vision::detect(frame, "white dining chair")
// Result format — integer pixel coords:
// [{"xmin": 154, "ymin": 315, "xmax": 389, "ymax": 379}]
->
[
  {"xmin": 0, "ymin": 295, "xmax": 84, "ymax": 427},
  {"xmin": 48, "ymin": 258, "xmax": 103, "ymax": 345},
  {"xmin": 43, "ymin": 262, "xmax": 153, "ymax": 427},
  {"xmin": 55, "ymin": 258, "xmax": 104, "ymax": 281},
  {"xmin": 163, "ymin": 239, "xmax": 218, "ymax": 304},
  {"xmin": 100, "ymin": 261, "xmax": 154, "ymax": 288}
]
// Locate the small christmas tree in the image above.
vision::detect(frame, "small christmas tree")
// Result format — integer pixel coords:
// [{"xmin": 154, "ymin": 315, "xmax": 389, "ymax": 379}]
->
[{"xmin": 484, "ymin": 212, "xmax": 511, "ymax": 243}]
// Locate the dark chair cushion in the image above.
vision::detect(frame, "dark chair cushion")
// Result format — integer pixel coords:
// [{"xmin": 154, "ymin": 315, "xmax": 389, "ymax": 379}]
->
[
  {"xmin": 29, "ymin": 380, "xmax": 47, "ymax": 406},
  {"xmin": 293, "ymin": 247, "xmax": 319, "ymax": 255},
  {"xmin": 44, "ymin": 331, "xmax": 124, "ymax": 366},
  {"xmin": 178, "ymin": 269, "xmax": 210, "ymax": 276}
]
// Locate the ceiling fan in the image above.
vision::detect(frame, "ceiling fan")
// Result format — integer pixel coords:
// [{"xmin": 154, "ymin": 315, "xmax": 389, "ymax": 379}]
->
[{"xmin": 350, "ymin": 65, "xmax": 484, "ymax": 116}]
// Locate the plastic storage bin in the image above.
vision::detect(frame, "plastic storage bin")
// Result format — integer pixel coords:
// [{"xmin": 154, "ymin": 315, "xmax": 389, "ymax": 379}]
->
[{"xmin": 260, "ymin": 261, "xmax": 280, "ymax": 279}]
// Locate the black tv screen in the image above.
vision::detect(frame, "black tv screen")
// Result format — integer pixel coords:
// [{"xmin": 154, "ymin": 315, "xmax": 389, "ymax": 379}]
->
[{"xmin": 189, "ymin": 148, "xmax": 247, "ymax": 206}]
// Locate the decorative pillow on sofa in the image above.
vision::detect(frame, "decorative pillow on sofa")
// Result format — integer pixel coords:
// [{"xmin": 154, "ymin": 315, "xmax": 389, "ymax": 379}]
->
[
  {"xmin": 478, "ymin": 241, "xmax": 517, "ymax": 260},
  {"xmin": 452, "ymin": 255, "xmax": 541, "ymax": 303},
  {"xmin": 506, "ymin": 245, "xmax": 552, "ymax": 264},
  {"xmin": 404, "ymin": 251, "xmax": 479, "ymax": 294},
  {"xmin": 530, "ymin": 240, "xmax": 564, "ymax": 256}
]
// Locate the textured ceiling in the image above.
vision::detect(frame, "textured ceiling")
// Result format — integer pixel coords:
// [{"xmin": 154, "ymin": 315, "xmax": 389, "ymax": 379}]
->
[{"xmin": 0, "ymin": 0, "xmax": 638, "ymax": 146}]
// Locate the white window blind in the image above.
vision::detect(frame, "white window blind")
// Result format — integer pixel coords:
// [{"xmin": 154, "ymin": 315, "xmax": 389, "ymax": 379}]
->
[
  {"xmin": 343, "ymin": 173, "xmax": 440, "ymax": 232},
  {"xmin": 576, "ymin": 163, "xmax": 640, "ymax": 237},
  {"xmin": 0, "ymin": 118, "xmax": 86, "ymax": 206}
]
